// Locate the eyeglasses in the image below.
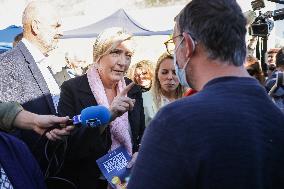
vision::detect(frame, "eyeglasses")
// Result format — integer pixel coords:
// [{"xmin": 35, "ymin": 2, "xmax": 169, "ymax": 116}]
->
[
  {"xmin": 134, "ymin": 71, "xmax": 149, "ymax": 79},
  {"xmin": 164, "ymin": 33, "xmax": 197, "ymax": 56},
  {"xmin": 164, "ymin": 34, "xmax": 183, "ymax": 55}
]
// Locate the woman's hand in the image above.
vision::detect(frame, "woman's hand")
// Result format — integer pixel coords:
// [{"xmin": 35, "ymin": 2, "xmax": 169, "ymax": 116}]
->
[
  {"xmin": 112, "ymin": 152, "xmax": 138, "ymax": 189},
  {"xmin": 110, "ymin": 82, "xmax": 135, "ymax": 121},
  {"xmin": 127, "ymin": 152, "xmax": 138, "ymax": 169}
]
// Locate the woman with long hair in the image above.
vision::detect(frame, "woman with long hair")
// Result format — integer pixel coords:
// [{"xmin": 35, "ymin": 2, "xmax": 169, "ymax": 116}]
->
[{"xmin": 143, "ymin": 52, "xmax": 184, "ymax": 126}]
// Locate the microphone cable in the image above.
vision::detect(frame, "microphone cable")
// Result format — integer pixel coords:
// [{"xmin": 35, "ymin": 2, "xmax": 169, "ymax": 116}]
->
[
  {"xmin": 30, "ymin": 126, "xmax": 57, "ymax": 166},
  {"xmin": 45, "ymin": 177, "xmax": 77, "ymax": 189},
  {"xmin": 44, "ymin": 138, "xmax": 67, "ymax": 177},
  {"xmin": 44, "ymin": 133, "xmax": 77, "ymax": 189}
]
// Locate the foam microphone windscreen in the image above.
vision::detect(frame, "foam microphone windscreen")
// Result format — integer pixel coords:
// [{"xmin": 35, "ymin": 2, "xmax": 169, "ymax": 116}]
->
[{"xmin": 80, "ymin": 105, "xmax": 111, "ymax": 127}]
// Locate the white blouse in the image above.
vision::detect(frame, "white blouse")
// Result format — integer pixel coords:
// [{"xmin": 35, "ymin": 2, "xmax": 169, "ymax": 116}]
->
[{"xmin": 142, "ymin": 91, "xmax": 171, "ymax": 127}]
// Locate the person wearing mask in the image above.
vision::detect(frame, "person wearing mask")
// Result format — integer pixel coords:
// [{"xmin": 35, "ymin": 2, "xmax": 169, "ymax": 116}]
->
[{"xmin": 128, "ymin": 0, "xmax": 284, "ymax": 188}]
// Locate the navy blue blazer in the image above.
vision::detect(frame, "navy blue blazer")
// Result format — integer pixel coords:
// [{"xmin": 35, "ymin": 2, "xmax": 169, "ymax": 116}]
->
[{"xmin": 0, "ymin": 131, "xmax": 46, "ymax": 189}]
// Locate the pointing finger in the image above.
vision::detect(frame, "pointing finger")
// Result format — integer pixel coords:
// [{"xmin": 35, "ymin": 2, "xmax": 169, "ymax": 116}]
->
[{"xmin": 118, "ymin": 82, "xmax": 135, "ymax": 97}]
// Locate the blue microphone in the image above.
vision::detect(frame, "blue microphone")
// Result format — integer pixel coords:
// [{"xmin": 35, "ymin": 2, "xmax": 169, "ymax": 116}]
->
[{"xmin": 72, "ymin": 105, "xmax": 111, "ymax": 127}]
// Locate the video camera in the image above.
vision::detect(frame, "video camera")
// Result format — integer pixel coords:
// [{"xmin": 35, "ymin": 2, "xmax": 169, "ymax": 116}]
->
[{"xmin": 249, "ymin": 0, "xmax": 284, "ymax": 37}]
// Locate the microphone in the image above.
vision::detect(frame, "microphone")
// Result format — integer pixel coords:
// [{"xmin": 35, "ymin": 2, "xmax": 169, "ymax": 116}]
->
[{"xmin": 63, "ymin": 105, "xmax": 111, "ymax": 127}]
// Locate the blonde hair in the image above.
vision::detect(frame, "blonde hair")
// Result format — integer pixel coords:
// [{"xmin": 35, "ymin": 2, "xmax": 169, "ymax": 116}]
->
[
  {"xmin": 132, "ymin": 60, "xmax": 154, "ymax": 83},
  {"xmin": 93, "ymin": 27, "xmax": 132, "ymax": 63},
  {"xmin": 152, "ymin": 52, "xmax": 184, "ymax": 109}
]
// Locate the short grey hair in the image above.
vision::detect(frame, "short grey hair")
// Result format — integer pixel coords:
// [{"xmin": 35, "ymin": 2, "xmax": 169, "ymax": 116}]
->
[
  {"xmin": 176, "ymin": 0, "xmax": 247, "ymax": 66},
  {"xmin": 22, "ymin": 1, "xmax": 54, "ymax": 27}
]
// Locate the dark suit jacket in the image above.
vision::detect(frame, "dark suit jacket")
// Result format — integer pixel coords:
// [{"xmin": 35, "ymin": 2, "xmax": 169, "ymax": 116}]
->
[
  {"xmin": 0, "ymin": 41, "xmax": 56, "ymax": 171},
  {"xmin": 56, "ymin": 74, "xmax": 145, "ymax": 189},
  {"xmin": 0, "ymin": 131, "xmax": 46, "ymax": 189}
]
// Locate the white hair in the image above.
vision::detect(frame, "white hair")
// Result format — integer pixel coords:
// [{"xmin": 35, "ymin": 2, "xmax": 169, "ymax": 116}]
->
[{"xmin": 22, "ymin": 1, "xmax": 55, "ymax": 28}]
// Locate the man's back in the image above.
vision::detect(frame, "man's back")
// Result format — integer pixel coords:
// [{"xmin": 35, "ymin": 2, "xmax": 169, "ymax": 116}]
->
[{"xmin": 129, "ymin": 77, "xmax": 284, "ymax": 189}]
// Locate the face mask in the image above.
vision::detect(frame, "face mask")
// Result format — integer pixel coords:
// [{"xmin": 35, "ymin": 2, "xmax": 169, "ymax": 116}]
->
[
  {"xmin": 174, "ymin": 52, "xmax": 189, "ymax": 87},
  {"xmin": 173, "ymin": 35, "xmax": 196, "ymax": 88}
]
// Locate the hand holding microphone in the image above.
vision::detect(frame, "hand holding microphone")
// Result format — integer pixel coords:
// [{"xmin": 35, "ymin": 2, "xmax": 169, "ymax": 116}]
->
[
  {"xmin": 13, "ymin": 110, "xmax": 75, "ymax": 141},
  {"xmin": 110, "ymin": 82, "xmax": 136, "ymax": 121},
  {"xmin": 59, "ymin": 105, "xmax": 111, "ymax": 128},
  {"xmin": 44, "ymin": 105, "xmax": 110, "ymax": 141},
  {"xmin": 56, "ymin": 82, "xmax": 135, "ymax": 133}
]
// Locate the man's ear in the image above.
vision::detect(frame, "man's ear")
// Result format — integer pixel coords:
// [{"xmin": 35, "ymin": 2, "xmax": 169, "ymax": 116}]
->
[
  {"xmin": 31, "ymin": 20, "xmax": 39, "ymax": 35},
  {"xmin": 183, "ymin": 32, "xmax": 195, "ymax": 58}
]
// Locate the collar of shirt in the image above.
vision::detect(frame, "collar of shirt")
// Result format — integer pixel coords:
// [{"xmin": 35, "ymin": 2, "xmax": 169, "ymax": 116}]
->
[
  {"xmin": 22, "ymin": 39, "xmax": 60, "ymax": 112},
  {"xmin": 21, "ymin": 38, "xmax": 46, "ymax": 65},
  {"xmin": 161, "ymin": 95, "xmax": 171, "ymax": 106}
]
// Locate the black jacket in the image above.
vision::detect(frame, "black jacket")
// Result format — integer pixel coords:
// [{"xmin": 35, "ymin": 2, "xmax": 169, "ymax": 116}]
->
[{"xmin": 56, "ymin": 74, "xmax": 145, "ymax": 189}]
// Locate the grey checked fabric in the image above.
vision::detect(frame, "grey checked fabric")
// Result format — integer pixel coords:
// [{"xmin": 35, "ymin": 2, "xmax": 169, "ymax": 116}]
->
[
  {"xmin": 0, "ymin": 164, "xmax": 13, "ymax": 189},
  {"xmin": 0, "ymin": 41, "xmax": 57, "ymax": 114}
]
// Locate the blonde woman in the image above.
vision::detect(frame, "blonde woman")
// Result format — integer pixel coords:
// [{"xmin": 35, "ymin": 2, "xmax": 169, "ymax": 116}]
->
[
  {"xmin": 132, "ymin": 60, "xmax": 154, "ymax": 92},
  {"xmin": 57, "ymin": 28, "xmax": 145, "ymax": 189},
  {"xmin": 143, "ymin": 52, "xmax": 184, "ymax": 126}
]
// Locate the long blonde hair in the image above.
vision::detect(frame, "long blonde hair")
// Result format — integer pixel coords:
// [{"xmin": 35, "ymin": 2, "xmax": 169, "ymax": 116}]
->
[{"xmin": 152, "ymin": 52, "xmax": 184, "ymax": 109}]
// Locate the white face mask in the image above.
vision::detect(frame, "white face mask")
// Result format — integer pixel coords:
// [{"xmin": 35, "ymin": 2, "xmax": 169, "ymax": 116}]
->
[{"xmin": 173, "ymin": 35, "xmax": 196, "ymax": 88}]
